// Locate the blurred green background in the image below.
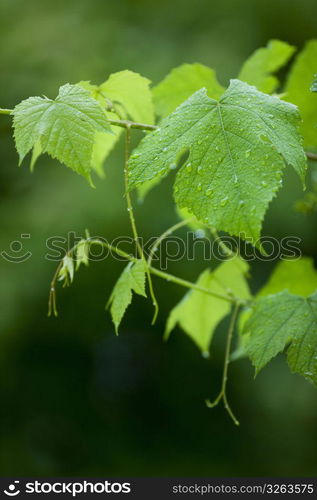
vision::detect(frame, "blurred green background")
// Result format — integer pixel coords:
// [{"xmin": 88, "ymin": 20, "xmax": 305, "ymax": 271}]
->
[{"xmin": 1, "ymin": 0, "xmax": 317, "ymax": 476}]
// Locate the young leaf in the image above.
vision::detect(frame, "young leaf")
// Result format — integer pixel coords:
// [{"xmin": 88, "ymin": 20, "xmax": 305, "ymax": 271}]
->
[
  {"xmin": 165, "ymin": 256, "xmax": 250, "ymax": 355},
  {"xmin": 238, "ymin": 39, "xmax": 295, "ymax": 94},
  {"xmin": 129, "ymin": 80, "xmax": 306, "ymax": 242},
  {"xmin": 100, "ymin": 70, "xmax": 154, "ymax": 124},
  {"xmin": 79, "ymin": 71, "xmax": 154, "ymax": 175},
  {"xmin": 153, "ymin": 63, "xmax": 224, "ymax": 118},
  {"xmin": 12, "ymin": 84, "xmax": 111, "ymax": 183},
  {"xmin": 58, "ymin": 255, "xmax": 75, "ymax": 286},
  {"xmin": 75, "ymin": 239, "xmax": 90, "ymax": 270},
  {"xmin": 107, "ymin": 260, "xmax": 147, "ymax": 334},
  {"xmin": 244, "ymin": 290, "xmax": 317, "ymax": 386},
  {"xmin": 285, "ymin": 40, "xmax": 317, "ymax": 150}
]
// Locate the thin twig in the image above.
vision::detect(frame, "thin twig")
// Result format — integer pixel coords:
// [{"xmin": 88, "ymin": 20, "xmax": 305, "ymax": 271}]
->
[
  {"xmin": 124, "ymin": 128, "xmax": 159, "ymax": 323},
  {"xmin": 306, "ymin": 151, "xmax": 317, "ymax": 161},
  {"xmin": 48, "ymin": 258, "xmax": 65, "ymax": 316},
  {"xmin": 206, "ymin": 301, "xmax": 241, "ymax": 426},
  {"xmin": 109, "ymin": 118, "xmax": 157, "ymax": 131},
  {"xmin": 147, "ymin": 217, "xmax": 195, "ymax": 267},
  {"xmin": 48, "ymin": 238, "xmax": 239, "ymax": 317},
  {"xmin": 209, "ymin": 227, "xmax": 236, "ymax": 257},
  {"xmin": 149, "ymin": 266, "xmax": 237, "ymax": 304}
]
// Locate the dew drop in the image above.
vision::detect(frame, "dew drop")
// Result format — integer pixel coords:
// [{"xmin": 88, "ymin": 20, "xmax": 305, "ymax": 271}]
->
[
  {"xmin": 197, "ymin": 183, "xmax": 202, "ymax": 191},
  {"xmin": 186, "ymin": 163, "xmax": 192, "ymax": 173},
  {"xmin": 220, "ymin": 196, "xmax": 228, "ymax": 207},
  {"xmin": 206, "ymin": 188, "xmax": 212, "ymax": 197},
  {"xmin": 195, "ymin": 229, "xmax": 205, "ymax": 239},
  {"xmin": 245, "ymin": 150, "xmax": 251, "ymax": 158}
]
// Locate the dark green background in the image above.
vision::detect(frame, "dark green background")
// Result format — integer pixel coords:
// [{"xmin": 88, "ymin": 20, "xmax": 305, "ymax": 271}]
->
[{"xmin": 0, "ymin": 0, "xmax": 317, "ymax": 476}]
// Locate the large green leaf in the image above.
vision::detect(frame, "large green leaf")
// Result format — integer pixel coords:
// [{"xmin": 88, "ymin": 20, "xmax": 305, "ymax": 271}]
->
[
  {"xmin": 238, "ymin": 39, "xmax": 295, "ymax": 94},
  {"xmin": 129, "ymin": 79, "xmax": 306, "ymax": 242},
  {"xmin": 236, "ymin": 257, "xmax": 317, "ymax": 360},
  {"xmin": 244, "ymin": 290, "xmax": 317, "ymax": 386},
  {"xmin": 79, "ymin": 71, "xmax": 154, "ymax": 175},
  {"xmin": 153, "ymin": 63, "xmax": 224, "ymax": 118},
  {"xmin": 12, "ymin": 84, "xmax": 111, "ymax": 183},
  {"xmin": 107, "ymin": 260, "xmax": 147, "ymax": 334},
  {"xmin": 165, "ymin": 256, "xmax": 250, "ymax": 355},
  {"xmin": 285, "ymin": 40, "xmax": 317, "ymax": 150}
]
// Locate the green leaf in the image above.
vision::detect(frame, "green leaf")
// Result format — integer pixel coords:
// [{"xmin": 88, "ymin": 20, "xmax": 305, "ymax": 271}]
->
[
  {"xmin": 238, "ymin": 39, "xmax": 295, "ymax": 94},
  {"xmin": 30, "ymin": 140, "xmax": 42, "ymax": 172},
  {"xmin": 153, "ymin": 63, "xmax": 224, "ymax": 118},
  {"xmin": 107, "ymin": 260, "xmax": 147, "ymax": 334},
  {"xmin": 176, "ymin": 206, "xmax": 206, "ymax": 232},
  {"xmin": 129, "ymin": 80, "xmax": 306, "ymax": 242},
  {"xmin": 79, "ymin": 71, "xmax": 154, "ymax": 176},
  {"xmin": 12, "ymin": 84, "xmax": 111, "ymax": 183},
  {"xmin": 100, "ymin": 70, "xmax": 154, "ymax": 124},
  {"xmin": 91, "ymin": 113, "xmax": 122, "ymax": 177},
  {"xmin": 165, "ymin": 256, "xmax": 250, "ymax": 355},
  {"xmin": 236, "ymin": 257, "xmax": 317, "ymax": 361},
  {"xmin": 244, "ymin": 290, "xmax": 317, "ymax": 386},
  {"xmin": 258, "ymin": 257, "xmax": 317, "ymax": 298},
  {"xmin": 285, "ymin": 40, "xmax": 317, "ymax": 150}
]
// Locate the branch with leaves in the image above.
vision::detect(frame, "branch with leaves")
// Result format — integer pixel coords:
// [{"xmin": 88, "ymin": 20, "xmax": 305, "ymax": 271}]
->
[{"xmin": 1, "ymin": 39, "xmax": 317, "ymax": 424}]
